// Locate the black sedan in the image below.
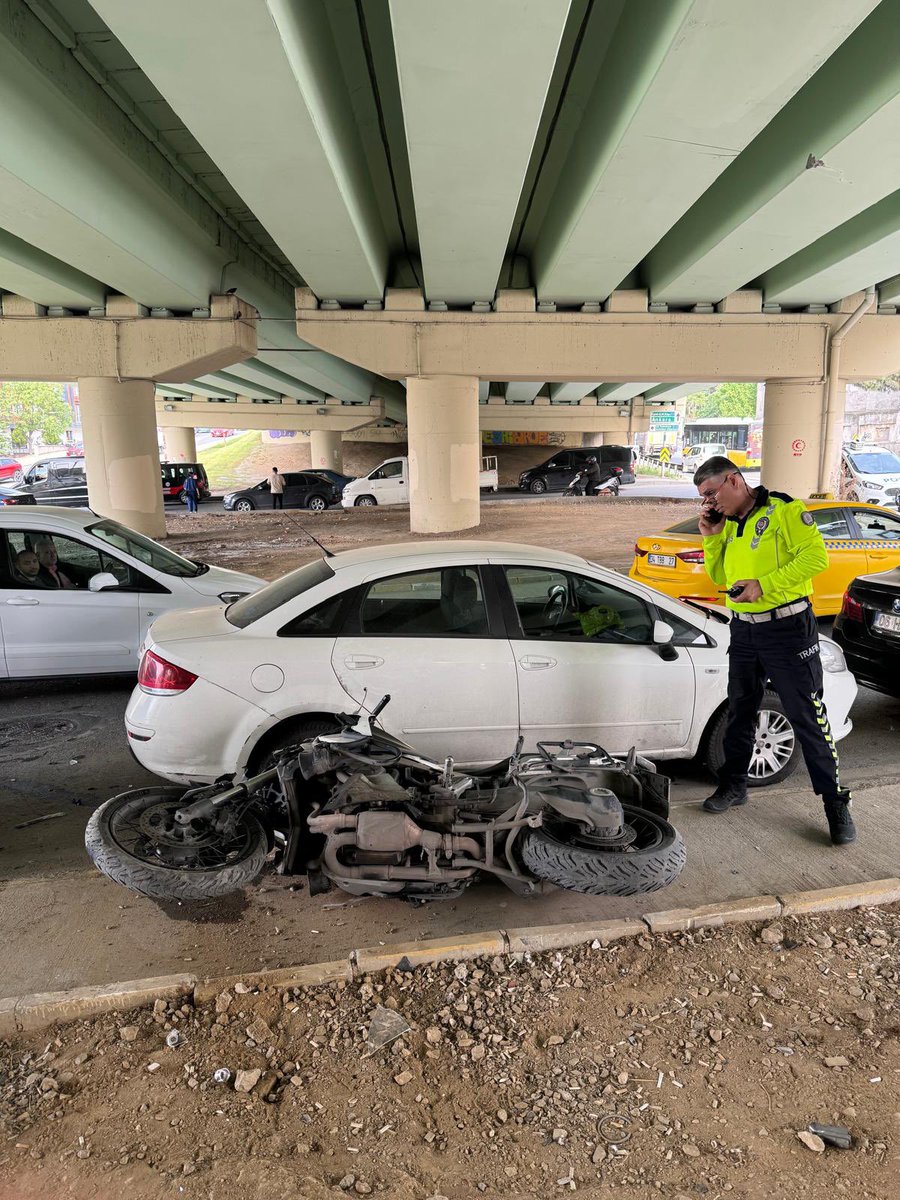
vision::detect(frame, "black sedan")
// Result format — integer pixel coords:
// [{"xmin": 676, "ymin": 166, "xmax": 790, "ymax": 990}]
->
[
  {"xmin": 0, "ymin": 484, "xmax": 37, "ymax": 506},
  {"xmin": 222, "ymin": 472, "xmax": 341, "ymax": 512},
  {"xmin": 833, "ymin": 567, "xmax": 900, "ymax": 697}
]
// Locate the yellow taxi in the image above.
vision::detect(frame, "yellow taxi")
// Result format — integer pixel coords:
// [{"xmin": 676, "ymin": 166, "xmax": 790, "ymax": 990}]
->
[{"xmin": 629, "ymin": 500, "xmax": 900, "ymax": 616}]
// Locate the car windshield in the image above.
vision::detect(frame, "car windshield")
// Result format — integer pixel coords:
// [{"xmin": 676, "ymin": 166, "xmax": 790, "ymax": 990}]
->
[
  {"xmin": 226, "ymin": 558, "xmax": 335, "ymax": 628},
  {"xmin": 847, "ymin": 451, "xmax": 900, "ymax": 474},
  {"xmin": 86, "ymin": 519, "xmax": 204, "ymax": 577}
]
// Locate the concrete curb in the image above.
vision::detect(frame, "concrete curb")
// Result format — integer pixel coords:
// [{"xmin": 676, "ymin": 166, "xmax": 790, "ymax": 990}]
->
[{"xmin": 2, "ymin": 878, "xmax": 897, "ymax": 1037}]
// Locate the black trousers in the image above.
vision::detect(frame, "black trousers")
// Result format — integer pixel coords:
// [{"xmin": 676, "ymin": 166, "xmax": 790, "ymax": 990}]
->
[
  {"xmin": 719, "ymin": 604, "xmax": 847, "ymax": 800},
  {"xmin": 272, "ymin": 493, "xmax": 283, "ymax": 509}
]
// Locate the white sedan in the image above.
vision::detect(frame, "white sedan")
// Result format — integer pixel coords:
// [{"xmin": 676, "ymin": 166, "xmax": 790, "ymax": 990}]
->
[
  {"xmin": 125, "ymin": 540, "xmax": 856, "ymax": 789},
  {"xmin": 0, "ymin": 507, "xmax": 264, "ymax": 679}
]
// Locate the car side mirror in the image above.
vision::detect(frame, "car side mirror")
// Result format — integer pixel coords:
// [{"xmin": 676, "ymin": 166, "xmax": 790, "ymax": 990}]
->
[
  {"xmin": 653, "ymin": 619, "xmax": 678, "ymax": 661},
  {"xmin": 89, "ymin": 572, "xmax": 120, "ymax": 592}
]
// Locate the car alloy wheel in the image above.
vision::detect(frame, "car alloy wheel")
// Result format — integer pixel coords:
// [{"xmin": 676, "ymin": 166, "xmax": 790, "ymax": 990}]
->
[
  {"xmin": 307, "ymin": 495, "xmax": 328, "ymax": 511},
  {"xmin": 529, "ymin": 478, "xmax": 547, "ymax": 494},
  {"xmin": 748, "ymin": 708, "xmax": 796, "ymax": 780},
  {"xmin": 355, "ymin": 495, "xmax": 377, "ymax": 507},
  {"xmin": 234, "ymin": 499, "xmax": 254, "ymax": 512}
]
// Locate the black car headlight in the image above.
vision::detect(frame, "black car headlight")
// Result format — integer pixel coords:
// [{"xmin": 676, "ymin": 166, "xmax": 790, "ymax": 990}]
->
[{"xmin": 219, "ymin": 590, "xmax": 249, "ymax": 603}]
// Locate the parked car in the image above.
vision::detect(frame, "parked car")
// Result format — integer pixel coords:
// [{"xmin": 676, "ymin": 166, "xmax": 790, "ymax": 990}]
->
[
  {"xmin": 161, "ymin": 462, "xmax": 210, "ymax": 504},
  {"xmin": 671, "ymin": 443, "xmax": 729, "ymax": 472},
  {"xmin": 307, "ymin": 469, "xmax": 356, "ymax": 492},
  {"xmin": 124, "ymin": 540, "xmax": 856, "ymax": 790},
  {"xmin": 342, "ymin": 455, "xmax": 498, "ymax": 507},
  {"xmin": 223, "ymin": 472, "xmax": 341, "ymax": 512},
  {"xmin": 0, "ymin": 456, "xmax": 23, "ymax": 483},
  {"xmin": 0, "ymin": 484, "xmax": 36, "ymax": 507},
  {"xmin": 832, "ymin": 566, "xmax": 900, "ymax": 697},
  {"xmin": 0, "ymin": 507, "xmax": 264, "ymax": 680},
  {"xmin": 210, "ymin": 429, "xmax": 233, "ymax": 438},
  {"xmin": 19, "ymin": 457, "xmax": 89, "ymax": 506},
  {"xmin": 517, "ymin": 447, "xmax": 633, "ymax": 494},
  {"xmin": 65, "ymin": 443, "xmax": 84, "ymax": 457},
  {"xmin": 630, "ymin": 500, "xmax": 900, "ymax": 616},
  {"xmin": 840, "ymin": 442, "xmax": 900, "ymax": 508}
]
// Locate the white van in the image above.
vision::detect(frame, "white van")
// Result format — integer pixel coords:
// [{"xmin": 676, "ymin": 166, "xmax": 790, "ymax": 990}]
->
[
  {"xmin": 840, "ymin": 443, "xmax": 900, "ymax": 508},
  {"xmin": 341, "ymin": 455, "xmax": 499, "ymax": 508}
]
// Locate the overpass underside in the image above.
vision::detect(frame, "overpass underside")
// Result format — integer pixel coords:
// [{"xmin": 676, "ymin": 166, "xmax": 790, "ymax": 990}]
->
[{"xmin": 2, "ymin": 0, "xmax": 900, "ymax": 533}]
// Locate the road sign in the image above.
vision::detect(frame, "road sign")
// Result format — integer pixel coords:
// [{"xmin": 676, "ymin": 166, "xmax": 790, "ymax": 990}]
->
[
  {"xmin": 658, "ymin": 446, "xmax": 671, "ymax": 463},
  {"xmin": 650, "ymin": 410, "xmax": 678, "ymax": 428}
]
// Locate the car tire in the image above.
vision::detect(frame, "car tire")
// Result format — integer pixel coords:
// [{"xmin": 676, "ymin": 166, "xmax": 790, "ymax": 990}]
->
[
  {"xmin": 12, "ymin": 469, "xmax": 22, "ymax": 483},
  {"xmin": 529, "ymin": 478, "xmax": 548, "ymax": 495},
  {"xmin": 85, "ymin": 788, "xmax": 268, "ymax": 901},
  {"xmin": 355, "ymin": 495, "xmax": 377, "ymax": 507},
  {"xmin": 234, "ymin": 498, "xmax": 255, "ymax": 512},
  {"xmin": 704, "ymin": 690, "xmax": 800, "ymax": 787},
  {"xmin": 519, "ymin": 806, "xmax": 685, "ymax": 896},
  {"xmin": 307, "ymin": 494, "xmax": 328, "ymax": 511}
]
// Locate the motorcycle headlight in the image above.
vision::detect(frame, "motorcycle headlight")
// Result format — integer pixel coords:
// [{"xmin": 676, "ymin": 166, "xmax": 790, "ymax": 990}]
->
[
  {"xmin": 819, "ymin": 640, "xmax": 846, "ymax": 674},
  {"xmin": 219, "ymin": 590, "xmax": 249, "ymax": 603}
]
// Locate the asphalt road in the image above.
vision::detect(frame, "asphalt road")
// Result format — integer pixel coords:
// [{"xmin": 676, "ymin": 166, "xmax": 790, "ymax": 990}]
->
[{"xmin": 1, "ymin": 664, "xmax": 897, "ymax": 997}]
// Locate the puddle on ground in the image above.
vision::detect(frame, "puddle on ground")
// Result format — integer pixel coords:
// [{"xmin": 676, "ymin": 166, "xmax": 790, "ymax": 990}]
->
[{"xmin": 153, "ymin": 891, "xmax": 251, "ymax": 924}]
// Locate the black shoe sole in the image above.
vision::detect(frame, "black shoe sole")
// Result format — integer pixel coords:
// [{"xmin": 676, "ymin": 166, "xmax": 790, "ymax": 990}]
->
[{"xmin": 702, "ymin": 794, "xmax": 749, "ymax": 813}]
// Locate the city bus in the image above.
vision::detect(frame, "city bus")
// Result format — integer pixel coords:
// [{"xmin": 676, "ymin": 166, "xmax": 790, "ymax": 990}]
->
[{"xmin": 682, "ymin": 417, "xmax": 762, "ymax": 469}]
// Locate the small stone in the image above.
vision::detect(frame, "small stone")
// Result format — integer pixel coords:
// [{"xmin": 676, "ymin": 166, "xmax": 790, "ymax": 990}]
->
[
  {"xmin": 824, "ymin": 1056, "xmax": 850, "ymax": 1069},
  {"xmin": 215, "ymin": 991, "xmax": 233, "ymax": 1014},
  {"xmin": 591, "ymin": 1144, "xmax": 607, "ymax": 1165},
  {"xmin": 146, "ymin": 1062, "xmax": 161, "ymax": 1073},
  {"xmin": 234, "ymin": 1068, "xmax": 262, "ymax": 1093},
  {"xmin": 234, "ymin": 982, "xmax": 251, "ymax": 994},
  {"xmin": 119, "ymin": 1025, "xmax": 139, "ymax": 1042},
  {"xmin": 496, "ymin": 1109, "xmax": 508, "ymax": 1123},
  {"xmin": 760, "ymin": 924, "xmax": 784, "ymax": 945},
  {"xmin": 393, "ymin": 1071, "xmax": 413, "ymax": 1086},
  {"xmin": 353, "ymin": 1184, "xmax": 372, "ymax": 1196},
  {"xmin": 797, "ymin": 1131, "xmax": 825, "ymax": 1153},
  {"xmin": 470, "ymin": 1045, "xmax": 485, "ymax": 1062},
  {"xmin": 39, "ymin": 1077, "xmax": 58, "ymax": 1093},
  {"xmin": 73, "ymin": 1054, "xmax": 89, "ymax": 1066},
  {"xmin": 246, "ymin": 1018, "xmax": 274, "ymax": 1046},
  {"xmin": 547, "ymin": 1035, "xmax": 564, "ymax": 1046},
  {"xmin": 552, "ymin": 1128, "xmax": 567, "ymax": 1143},
  {"xmin": 709, "ymin": 1029, "xmax": 724, "ymax": 1043},
  {"xmin": 425, "ymin": 1027, "xmax": 443, "ymax": 1044},
  {"xmin": 682, "ymin": 1143, "xmax": 701, "ymax": 1157},
  {"xmin": 338, "ymin": 1174, "xmax": 356, "ymax": 1189}
]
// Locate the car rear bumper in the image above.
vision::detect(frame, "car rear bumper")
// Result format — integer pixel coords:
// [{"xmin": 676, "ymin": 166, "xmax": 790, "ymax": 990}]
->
[{"xmin": 832, "ymin": 625, "xmax": 900, "ymax": 697}]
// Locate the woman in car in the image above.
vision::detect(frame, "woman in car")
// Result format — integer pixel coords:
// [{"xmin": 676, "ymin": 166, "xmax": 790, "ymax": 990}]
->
[{"xmin": 33, "ymin": 535, "xmax": 79, "ymax": 589}]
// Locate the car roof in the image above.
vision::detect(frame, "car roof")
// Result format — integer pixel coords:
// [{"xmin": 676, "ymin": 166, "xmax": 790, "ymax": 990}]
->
[
  {"xmin": 327, "ymin": 539, "xmax": 591, "ymax": 573},
  {"xmin": 0, "ymin": 505, "xmax": 97, "ymax": 526}
]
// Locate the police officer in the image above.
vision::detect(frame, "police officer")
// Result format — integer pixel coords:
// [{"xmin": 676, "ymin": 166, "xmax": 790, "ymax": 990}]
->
[{"xmin": 694, "ymin": 456, "xmax": 856, "ymax": 846}]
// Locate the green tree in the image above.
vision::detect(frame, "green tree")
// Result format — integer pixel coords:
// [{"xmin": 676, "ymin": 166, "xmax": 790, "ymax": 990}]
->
[
  {"xmin": 0, "ymin": 381, "xmax": 71, "ymax": 450},
  {"xmin": 685, "ymin": 382, "xmax": 757, "ymax": 420}
]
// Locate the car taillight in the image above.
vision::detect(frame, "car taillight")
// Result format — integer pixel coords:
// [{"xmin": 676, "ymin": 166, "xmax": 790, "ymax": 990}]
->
[
  {"xmin": 676, "ymin": 549, "xmax": 705, "ymax": 564},
  {"xmin": 840, "ymin": 591, "xmax": 863, "ymax": 622},
  {"xmin": 138, "ymin": 649, "xmax": 198, "ymax": 694},
  {"xmin": 633, "ymin": 543, "xmax": 648, "ymax": 557}
]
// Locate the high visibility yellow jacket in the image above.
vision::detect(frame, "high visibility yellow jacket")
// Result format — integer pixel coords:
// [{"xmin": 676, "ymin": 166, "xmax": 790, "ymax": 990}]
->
[{"xmin": 702, "ymin": 487, "xmax": 829, "ymax": 613}]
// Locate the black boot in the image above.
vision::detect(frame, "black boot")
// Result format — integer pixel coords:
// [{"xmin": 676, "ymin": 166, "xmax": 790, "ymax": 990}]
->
[
  {"xmin": 824, "ymin": 796, "xmax": 857, "ymax": 846},
  {"xmin": 703, "ymin": 781, "xmax": 749, "ymax": 813}
]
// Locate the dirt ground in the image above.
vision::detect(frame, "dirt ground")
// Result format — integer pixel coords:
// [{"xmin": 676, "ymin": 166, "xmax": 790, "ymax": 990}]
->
[
  {"xmin": 164, "ymin": 497, "xmax": 692, "ymax": 582},
  {"xmin": 2, "ymin": 906, "xmax": 897, "ymax": 1200}
]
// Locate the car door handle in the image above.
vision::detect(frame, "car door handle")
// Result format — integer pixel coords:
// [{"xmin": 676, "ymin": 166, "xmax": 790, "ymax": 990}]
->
[
  {"xmin": 868, "ymin": 551, "xmax": 891, "ymax": 558},
  {"xmin": 343, "ymin": 654, "xmax": 384, "ymax": 669},
  {"xmin": 518, "ymin": 655, "xmax": 557, "ymax": 670},
  {"xmin": 6, "ymin": 596, "xmax": 40, "ymax": 606}
]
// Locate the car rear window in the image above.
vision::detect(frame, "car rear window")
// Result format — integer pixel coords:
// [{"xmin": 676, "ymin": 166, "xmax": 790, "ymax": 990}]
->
[
  {"xmin": 226, "ymin": 558, "xmax": 334, "ymax": 628},
  {"xmin": 666, "ymin": 516, "xmax": 702, "ymax": 534}
]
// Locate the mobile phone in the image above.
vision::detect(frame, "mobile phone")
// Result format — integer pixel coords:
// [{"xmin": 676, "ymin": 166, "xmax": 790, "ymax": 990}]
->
[{"xmin": 704, "ymin": 507, "xmax": 724, "ymax": 523}]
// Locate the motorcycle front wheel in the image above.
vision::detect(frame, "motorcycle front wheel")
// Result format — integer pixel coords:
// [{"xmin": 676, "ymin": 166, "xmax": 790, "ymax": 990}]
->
[
  {"xmin": 85, "ymin": 788, "xmax": 268, "ymax": 900},
  {"xmin": 520, "ymin": 805, "xmax": 685, "ymax": 896}
]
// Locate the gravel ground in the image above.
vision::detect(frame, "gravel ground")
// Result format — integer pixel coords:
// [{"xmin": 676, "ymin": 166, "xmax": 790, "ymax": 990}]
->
[{"xmin": 2, "ymin": 905, "xmax": 897, "ymax": 1200}]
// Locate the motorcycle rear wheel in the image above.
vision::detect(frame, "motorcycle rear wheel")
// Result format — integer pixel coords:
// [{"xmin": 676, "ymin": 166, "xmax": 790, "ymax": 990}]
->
[
  {"xmin": 520, "ymin": 805, "xmax": 685, "ymax": 896},
  {"xmin": 85, "ymin": 788, "xmax": 268, "ymax": 900}
]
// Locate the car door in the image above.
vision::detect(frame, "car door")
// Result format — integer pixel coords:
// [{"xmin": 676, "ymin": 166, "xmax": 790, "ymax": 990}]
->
[
  {"xmin": 545, "ymin": 452, "xmax": 575, "ymax": 491},
  {"xmin": 806, "ymin": 507, "xmax": 863, "ymax": 613},
  {"xmin": 0, "ymin": 528, "xmax": 140, "ymax": 676},
  {"xmin": 501, "ymin": 564, "xmax": 696, "ymax": 754},
  {"xmin": 368, "ymin": 459, "xmax": 407, "ymax": 504},
  {"xmin": 850, "ymin": 506, "xmax": 900, "ymax": 575},
  {"xmin": 280, "ymin": 473, "xmax": 308, "ymax": 508},
  {"xmin": 331, "ymin": 564, "xmax": 519, "ymax": 764}
]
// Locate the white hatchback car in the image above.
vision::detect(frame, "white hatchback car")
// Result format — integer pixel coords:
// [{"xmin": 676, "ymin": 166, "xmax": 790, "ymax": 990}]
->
[
  {"xmin": 125, "ymin": 540, "xmax": 856, "ymax": 789},
  {"xmin": 0, "ymin": 507, "xmax": 264, "ymax": 679}
]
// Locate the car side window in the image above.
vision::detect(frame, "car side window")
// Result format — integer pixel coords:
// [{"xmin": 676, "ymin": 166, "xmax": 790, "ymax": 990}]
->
[
  {"xmin": 505, "ymin": 567, "xmax": 653, "ymax": 643},
  {"xmin": 3, "ymin": 530, "xmax": 138, "ymax": 590},
  {"xmin": 358, "ymin": 567, "xmax": 489, "ymax": 637},
  {"xmin": 279, "ymin": 592, "xmax": 350, "ymax": 637},
  {"xmin": 853, "ymin": 508, "xmax": 900, "ymax": 540},
  {"xmin": 810, "ymin": 509, "xmax": 853, "ymax": 540},
  {"xmin": 371, "ymin": 461, "xmax": 403, "ymax": 480}
]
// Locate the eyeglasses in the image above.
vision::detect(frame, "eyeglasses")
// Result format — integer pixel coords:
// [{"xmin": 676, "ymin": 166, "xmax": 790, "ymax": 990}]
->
[{"xmin": 698, "ymin": 476, "xmax": 732, "ymax": 502}]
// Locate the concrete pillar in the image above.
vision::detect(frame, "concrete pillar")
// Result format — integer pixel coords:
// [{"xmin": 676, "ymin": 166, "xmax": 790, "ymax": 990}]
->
[
  {"xmin": 760, "ymin": 380, "xmax": 824, "ymax": 499},
  {"xmin": 820, "ymin": 377, "xmax": 848, "ymax": 497},
  {"xmin": 78, "ymin": 377, "xmax": 166, "ymax": 538},
  {"xmin": 162, "ymin": 425, "xmax": 197, "ymax": 463},
  {"xmin": 406, "ymin": 374, "xmax": 479, "ymax": 534},
  {"xmin": 309, "ymin": 429, "xmax": 343, "ymax": 473},
  {"xmin": 582, "ymin": 432, "xmax": 605, "ymax": 447}
]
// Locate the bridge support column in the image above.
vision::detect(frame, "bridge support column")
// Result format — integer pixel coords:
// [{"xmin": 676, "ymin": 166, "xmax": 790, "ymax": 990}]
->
[
  {"xmin": 162, "ymin": 425, "xmax": 196, "ymax": 463},
  {"xmin": 79, "ymin": 377, "xmax": 166, "ymax": 538},
  {"xmin": 761, "ymin": 380, "xmax": 824, "ymax": 499},
  {"xmin": 406, "ymin": 375, "xmax": 480, "ymax": 534},
  {"xmin": 309, "ymin": 428, "xmax": 343, "ymax": 474}
]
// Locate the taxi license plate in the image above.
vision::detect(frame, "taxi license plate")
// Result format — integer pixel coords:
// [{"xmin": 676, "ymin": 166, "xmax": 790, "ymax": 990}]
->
[
  {"xmin": 648, "ymin": 553, "xmax": 676, "ymax": 568},
  {"xmin": 873, "ymin": 611, "xmax": 900, "ymax": 635}
]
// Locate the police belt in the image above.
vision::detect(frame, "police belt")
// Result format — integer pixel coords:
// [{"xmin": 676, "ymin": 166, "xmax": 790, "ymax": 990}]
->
[{"xmin": 733, "ymin": 599, "xmax": 810, "ymax": 624}]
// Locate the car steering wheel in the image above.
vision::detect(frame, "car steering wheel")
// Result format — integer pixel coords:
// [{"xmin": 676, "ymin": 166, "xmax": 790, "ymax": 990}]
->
[{"xmin": 542, "ymin": 585, "xmax": 567, "ymax": 625}]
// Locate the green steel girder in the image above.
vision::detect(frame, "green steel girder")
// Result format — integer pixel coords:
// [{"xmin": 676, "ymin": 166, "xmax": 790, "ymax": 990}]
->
[
  {"xmin": 595, "ymin": 383, "xmax": 653, "ymax": 403},
  {"xmin": 549, "ymin": 382, "xmax": 598, "ymax": 404},
  {"xmin": 223, "ymin": 359, "xmax": 325, "ymax": 405},
  {"xmin": 879, "ymin": 271, "xmax": 900, "ymax": 306},
  {"xmin": 646, "ymin": 1, "xmax": 900, "ymax": 305},
  {"xmin": 0, "ymin": 228, "xmax": 105, "ymax": 309},
  {"xmin": 504, "ymin": 382, "xmax": 545, "ymax": 403},
  {"xmin": 389, "ymin": 0, "xmax": 570, "ymax": 304}
]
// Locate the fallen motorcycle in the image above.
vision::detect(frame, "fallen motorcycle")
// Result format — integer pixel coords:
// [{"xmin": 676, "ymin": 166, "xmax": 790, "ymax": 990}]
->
[{"xmin": 85, "ymin": 697, "xmax": 685, "ymax": 903}]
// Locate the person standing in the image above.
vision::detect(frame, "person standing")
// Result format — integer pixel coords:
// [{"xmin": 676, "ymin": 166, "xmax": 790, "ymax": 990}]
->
[
  {"xmin": 694, "ymin": 455, "xmax": 856, "ymax": 846},
  {"xmin": 268, "ymin": 466, "xmax": 286, "ymax": 509},
  {"xmin": 182, "ymin": 471, "xmax": 199, "ymax": 514}
]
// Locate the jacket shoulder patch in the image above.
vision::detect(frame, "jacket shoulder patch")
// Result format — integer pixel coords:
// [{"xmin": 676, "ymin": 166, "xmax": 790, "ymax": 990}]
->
[{"xmin": 801, "ymin": 510, "xmax": 815, "ymax": 526}]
